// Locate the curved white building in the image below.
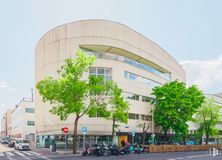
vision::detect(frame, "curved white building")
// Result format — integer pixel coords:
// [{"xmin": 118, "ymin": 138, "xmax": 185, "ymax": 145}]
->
[{"xmin": 35, "ymin": 19, "xmax": 186, "ymax": 148}]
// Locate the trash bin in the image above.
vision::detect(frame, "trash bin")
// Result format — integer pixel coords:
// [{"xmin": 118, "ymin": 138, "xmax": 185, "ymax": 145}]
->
[
  {"xmin": 50, "ymin": 139, "xmax": 56, "ymax": 152},
  {"xmin": 52, "ymin": 143, "xmax": 56, "ymax": 152}
]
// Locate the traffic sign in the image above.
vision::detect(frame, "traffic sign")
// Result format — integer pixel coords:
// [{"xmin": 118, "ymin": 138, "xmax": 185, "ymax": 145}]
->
[
  {"xmin": 62, "ymin": 127, "xmax": 68, "ymax": 134},
  {"xmin": 82, "ymin": 126, "xmax": 87, "ymax": 134},
  {"xmin": 132, "ymin": 130, "xmax": 136, "ymax": 137},
  {"xmin": 151, "ymin": 133, "xmax": 155, "ymax": 138}
]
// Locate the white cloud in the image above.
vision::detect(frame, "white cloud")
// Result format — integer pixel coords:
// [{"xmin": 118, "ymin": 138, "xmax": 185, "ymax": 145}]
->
[
  {"xmin": 0, "ymin": 82, "xmax": 7, "ymax": 88},
  {"xmin": 180, "ymin": 54, "xmax": 222, "ymax": 94},
  {"xmin": 8, "ymin": 88, "xmax": 16, "ymax": 92}
]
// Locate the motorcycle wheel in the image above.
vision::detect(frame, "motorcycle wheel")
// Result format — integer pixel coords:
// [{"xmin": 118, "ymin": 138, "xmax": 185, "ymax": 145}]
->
[
  {"xmin": 103, "ymin": 150, "xmax": 109, "ymax": 156},
  {"xmin": 82, "ymin": 152, "xmax": 86, "ymax": 156}
]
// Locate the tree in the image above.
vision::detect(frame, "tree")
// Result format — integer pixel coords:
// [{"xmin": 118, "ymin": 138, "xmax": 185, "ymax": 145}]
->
[
  {"xmin": 151, "ymin": 80, "xmax": 205, "ymax": 144},
  {"xmin": 36, "ymin": 49, "xmax": 109, "ymax": 154},
  {"xmin": 137, "ymin": 116, "xmax": 151, "ymax": 145},
  {"xmin": 193, "ymin": 98, "xmax": 221, "ymax": 144},
  {"xmin": 107, "ymin": 82, "xmax": 129, "ymax": 144}
]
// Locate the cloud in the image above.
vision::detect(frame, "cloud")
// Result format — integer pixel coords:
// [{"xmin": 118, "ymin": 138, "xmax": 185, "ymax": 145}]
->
[
  {"xmin": 0, "ymin": 82, "xmax": 7, "ymax": 88},
  {"xmin": 180, "ymin": 54, "xmax": 222, "ymax": 94},
  {"xmin": 0, "ymin": 81, "xmax": 16, "ymax": 93}
]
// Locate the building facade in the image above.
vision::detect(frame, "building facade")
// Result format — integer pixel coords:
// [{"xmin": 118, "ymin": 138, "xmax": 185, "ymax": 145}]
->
[
  {"xmin": 0, "ymin": 109, "xmax": 13, "ymax": 138},
  {"xmin": 1, "ymin": 116, "xmax": 6, "ymax": 137},
  {"xmin": 35, "ymin": 20, "xmax": 186, "ymax": 148},
  {"xmin": 11, "ymin": 98, "xmax": 35, "ymax": 141}
]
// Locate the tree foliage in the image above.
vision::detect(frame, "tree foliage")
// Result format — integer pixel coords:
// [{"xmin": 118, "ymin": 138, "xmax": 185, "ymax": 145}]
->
[
  {"xmin": 36, "ymin": 49, "xmax": 110, "ymax": 153},
  {"xmin": 151, "ymin": 80, "xmax": 205, "ymax": 143},
  {"xmin": 106, "ymin": 82, "xmax": 129, "ymax": 144},
  {"xmin": 193, "ymin": 98, "xmax": 221, "ymax": 144}
]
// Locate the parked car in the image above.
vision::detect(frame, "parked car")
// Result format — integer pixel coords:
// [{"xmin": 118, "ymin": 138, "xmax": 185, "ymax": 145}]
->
[
  {"xmin": 15, "ymin": 140, "xmax": 31, "ymax": 150},
  {"xmin": 1, "ymin": 139, "xmax": 10, "ymax": 144}
]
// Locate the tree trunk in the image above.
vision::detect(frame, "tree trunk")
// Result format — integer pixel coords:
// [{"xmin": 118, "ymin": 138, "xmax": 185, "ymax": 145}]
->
[
  {"xmin": 112, "ymin": 118, "xmax": 115, "ymax": 144},
  {"xmin": 142, "ymin": 123, "xmax": 145, "ymax": 145},
  {"xmin": 206, "ymin": 134, "xmax": 209, "ymax": 145},
  {"xmin": 183, "ymin": 135, "xmax": 186, "ymax": 145},
  {"xmin": 73, "ymin": 116, "xmax": 79, "ymax": 154},
  {"xmin": 163, "ymin": 131, "xmax": 167, "ymax": 144}
]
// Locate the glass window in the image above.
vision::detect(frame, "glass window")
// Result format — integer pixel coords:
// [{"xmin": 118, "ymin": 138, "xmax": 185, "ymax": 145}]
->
[
  {"xmin": 125, "ymin": 93, "xmax": 139, "ymax": 101},
  {"xmin": 27, "ymin": 121, "xmax": 35, "ymax": 126},
  {"xmin": 97, "ymin": 68, "xmax": 105, "ymax": 75},
  {"xmin": 124, "ymin": 71, "xmax": 162, "ymax": 87},
  {"xmin": 83, "ymin": 48, "xmax": 171, "ymax": 81},
  {"xmin": 129, "ymin": 73, "xmax": 137, "ymax": 80},
  {"xmin": 89, "ymin": 67, "xmax": 96, "ymax": 74},
  {"xmin": 25, "ymin": 108, "xmax": 35, "ymax": 113},
  {"xmin": 128, "ymin": 113, "xmax": 139, "ymax": 120},
  {"xmin": 142, "ymin": 96, "xmax": 153, "ymax": 102},
  {"xmin": 89, "ymin": 67, "xmax": 112, "ymax": 82}
]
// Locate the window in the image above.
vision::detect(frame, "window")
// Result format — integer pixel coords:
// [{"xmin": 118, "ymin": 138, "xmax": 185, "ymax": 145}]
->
[
  {"xmin": 83, "ymin": 48, "xmax": 171, "ymax": 81},
  {"xmin": 89, "ymin": 67, "xmax": 112, "ymax": 81},
  {"xmin": 142, "ymin": 96, "xmax": 153, "ymax": 103},
  {"xmin": 27, "ymin": 121, "xmax": 35, "ymax": 126},
  {"xmin": 124, "ymin": 71, "xmax": 161, "ymax": 87},
  {"xmin": 124, "ymin": 93, "xmax": 139, "ymax": 101},
  {"xmin": 128, "ymin": 113, "xmax": 139, "ymax": 120},
  {"xmin": 25, "ymin": 108, "xmax": 35, "ymax": 113}
]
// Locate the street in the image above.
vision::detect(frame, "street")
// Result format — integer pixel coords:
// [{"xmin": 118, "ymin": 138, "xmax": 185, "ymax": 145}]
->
[{"xmin": 1, "ymin": 142, "xmax": 222, "ymax": 160}]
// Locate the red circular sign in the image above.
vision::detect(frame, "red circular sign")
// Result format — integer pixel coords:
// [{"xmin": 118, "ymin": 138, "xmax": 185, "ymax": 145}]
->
[{"xmin": 63, "ymin": 127, "xmax": 68, "ymax": 133}]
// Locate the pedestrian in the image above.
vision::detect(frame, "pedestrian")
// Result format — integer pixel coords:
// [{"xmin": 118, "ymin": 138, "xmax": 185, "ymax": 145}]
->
[{"xmin": 121, "ymin": 139, "xmax": 126, "ymax": 147}]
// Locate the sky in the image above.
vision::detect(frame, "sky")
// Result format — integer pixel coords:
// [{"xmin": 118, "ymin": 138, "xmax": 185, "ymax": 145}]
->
[{"xmin": 0, "ymin": 0, "xmax": 222, "ymax": 120}]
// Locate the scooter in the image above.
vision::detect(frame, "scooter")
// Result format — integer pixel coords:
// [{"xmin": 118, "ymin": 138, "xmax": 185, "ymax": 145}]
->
[
  {"xmin": 108, "ymin": 144, "xmax": 120, "ymax": 156},
  {"xmin": 134, "ymin": 144, "xmax": 145, "ymax": 154}
]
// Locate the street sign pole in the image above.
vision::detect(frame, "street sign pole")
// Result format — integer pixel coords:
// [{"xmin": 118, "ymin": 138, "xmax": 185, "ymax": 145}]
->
[
  {"xmin": 83, "ymin": 133, "xmax": 85, "ymax": 149},
  {"xmin": 65, "ymin": 133, "xmax": 67, "ymax": 154},
  {"xmin": 82, "ymin": 126, "xmax": 87, "ymax": 149}
]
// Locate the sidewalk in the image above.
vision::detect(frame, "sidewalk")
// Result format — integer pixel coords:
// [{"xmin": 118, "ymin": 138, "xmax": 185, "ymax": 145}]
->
[{"xmin": 0, "ymin": 143, "xmax": 13, "ymax": 152}]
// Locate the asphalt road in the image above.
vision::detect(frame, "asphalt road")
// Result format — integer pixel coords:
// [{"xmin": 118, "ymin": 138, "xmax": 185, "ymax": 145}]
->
[{"xmin": 0, "ymin": 150, "xmax": 222, "ymax": 160}]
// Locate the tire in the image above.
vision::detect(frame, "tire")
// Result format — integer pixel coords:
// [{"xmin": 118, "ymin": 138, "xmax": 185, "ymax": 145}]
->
[
  {"xmin": 103, "ymin": 150, "xmax": 109, "ymax": 156},
  {"xmin": 82, "ymin": 152, "xmax": 86, "ymax": 156}
]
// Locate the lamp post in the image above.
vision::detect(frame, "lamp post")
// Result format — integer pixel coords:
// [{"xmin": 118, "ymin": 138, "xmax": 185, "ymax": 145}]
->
[{"xmin": 151, "ymin": 105, "xmax": 155, "ymax": 144}]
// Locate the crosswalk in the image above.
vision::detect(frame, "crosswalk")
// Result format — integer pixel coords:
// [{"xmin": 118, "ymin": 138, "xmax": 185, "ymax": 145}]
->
[{"xmin": 0, "ymin": 151, "xmax": 42, "ymax": 157}]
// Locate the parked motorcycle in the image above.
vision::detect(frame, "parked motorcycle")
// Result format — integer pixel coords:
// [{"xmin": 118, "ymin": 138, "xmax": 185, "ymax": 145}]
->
[
  {"xmin": 82, "ymin": 144, "xmax": 101, "ymax": 156},
  {"xmin": 119, "ymin": 143, "xmax": 131, "ymax": 155},
  {"xmin": 108, "ymin": 144, "xmax": 120, "ymax": 155},
  {"xmin": 134, "ymin": 144, "xmax": 145, "ymax": 154},
  {"xmin": 100, "ymin": 142, "xmax": 110, "ymax": 156}
]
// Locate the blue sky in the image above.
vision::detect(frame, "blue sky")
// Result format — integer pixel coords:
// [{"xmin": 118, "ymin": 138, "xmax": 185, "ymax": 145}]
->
[{"xmin": 0, "ymin": 0, "xmax": 222, "ymax": 119}]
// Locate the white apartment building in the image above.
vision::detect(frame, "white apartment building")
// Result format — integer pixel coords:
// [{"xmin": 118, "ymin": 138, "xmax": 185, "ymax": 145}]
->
[{"xmin": 11, "ymin": 98, "xmax": 35, "ymax": 141}]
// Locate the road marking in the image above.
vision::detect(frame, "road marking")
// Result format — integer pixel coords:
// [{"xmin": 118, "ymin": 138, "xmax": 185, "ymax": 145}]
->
[
  {"xmin": 14, "ymin": 151, "xmax": 25, "ymax": 156},
  {"xmin": 186, "ymin": 155, "xmax": 209, "ymax": 158},
  {"xmin": 177, "ymin": 158, "xmax": 184, "ymax": 160},
  {"xmin": 22, "ymin": 151, "xmax": 33, "ymax": 156},
  {"xmin": 39, "ymin": 156, "xmax": 51, "ymax": 160},
  {"xmin": 0, "ymin": 152, "xmax": 4, "ymax": 156},
  {"xmin": 29, "ymin": 151, "xmax": 41, "ymax": 156},
  {"xmin": 5, "ymin": 152, "xmax": 15, "ymax": 156}
]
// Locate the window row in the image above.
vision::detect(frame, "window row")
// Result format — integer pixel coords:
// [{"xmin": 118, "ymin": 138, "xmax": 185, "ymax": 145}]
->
[
  {"xmin": 124, "ymin": 71, "xmax": 161, "ymax": 87},
  {"xmin": 25, "ymin": 108, "xmax": 35, "ymax": 113},
  {"xmin": 89, "ymin": 67, "xmax": 112, "ymax": 81},
  {"xmin": 83, "ymin": 48, "xmax": 171, "ymax": 81},
  {"xmin": 27, "ymin": 121, "xmax": 35, "ymax": 126},
  {"xmin": 128, "ymin": 113, "xmax": 152, "ymax": 121},
  {"xmin": 123, "ymin": 92, "xmax": 153, "ymax": 102}
]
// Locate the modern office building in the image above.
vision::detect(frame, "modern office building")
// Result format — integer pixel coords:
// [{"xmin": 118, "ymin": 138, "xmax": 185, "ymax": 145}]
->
[
  {"xmin": 35, "ymin": 19, "xmax": 186, "ymax": 148},
  {"xmin": 11, "ymin": 98, "xmax": 35, "ymax": 141}
]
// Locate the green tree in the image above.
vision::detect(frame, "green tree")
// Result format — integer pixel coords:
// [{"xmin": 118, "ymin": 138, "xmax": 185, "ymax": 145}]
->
[
  {"xmin": 36, "ymin": 49, "xmax": 109, "ymax": 154},
  {"xmin": 151, "ymin": 80, "xmax": 205, "ymax": 144},
  {"xmin": 107, "ymin": 82, "xmax": 129, "ymax": 144},
  {"xmin": 193, "ymin": 98, "xmax": 221, "ymax": 144},
  {"xmin": 137, "ymin": 116, "xmax": 151, "ymax": 145}
]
